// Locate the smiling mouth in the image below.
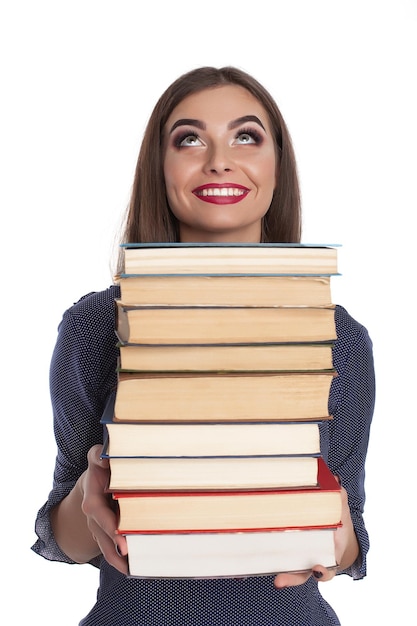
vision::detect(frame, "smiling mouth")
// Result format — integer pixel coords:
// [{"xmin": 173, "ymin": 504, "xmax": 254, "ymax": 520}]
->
[
  {"xmin": 192, "ymin": 185, "xmax": 249, "ymax": 205},
  {"xmin": 196, "ymin": 187, "xmax": 246, "ymax": 197}
]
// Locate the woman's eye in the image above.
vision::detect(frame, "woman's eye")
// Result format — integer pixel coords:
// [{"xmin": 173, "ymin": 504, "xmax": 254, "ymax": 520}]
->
[
  {"xmin": 234, "ymin": 128, "xmax": 262, "ymax": 145},
  {"xmin": 176, "ymin": 133, "xmax": 202, "ymax": 148},
  {"xmin": 237, "ymin": 133, "xmax": 255, "ymax": 144}
]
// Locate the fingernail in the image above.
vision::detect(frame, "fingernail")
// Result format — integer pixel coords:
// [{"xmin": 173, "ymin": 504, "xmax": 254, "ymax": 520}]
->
[
  {"xmin": 115, "ymin": 544, "xmax": 123, "ymax": 557},
  {"xmin": 313, "ymin": 570, "xmax": 323, "ymax": 579}
]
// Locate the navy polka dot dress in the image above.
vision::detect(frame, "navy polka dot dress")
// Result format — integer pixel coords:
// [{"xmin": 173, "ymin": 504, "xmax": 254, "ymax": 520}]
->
[{"xmin": 32, "ymin": 286, "xmax": 375, "ymax": 625}]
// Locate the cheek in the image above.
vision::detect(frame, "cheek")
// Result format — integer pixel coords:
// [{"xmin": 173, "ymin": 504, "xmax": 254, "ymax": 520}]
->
[
  {"xmin": 164, "ymin": 159, "xmax": 193, "ymax": 197},
  {"xmin": 259, "ymin": 161, "xmax": 278, "ymax": 195},
  {"xmin": 164, "ymin": 166, "xmax": 192, "ymax": 214},
  {"xmin": 266, "ymin": 149, "xmax": 278, "ymax": 180},
  {"xmin": 251, "ymin": 148, "xmax": 277, "ymax": 190},
  {"xmin": 163, "ymin": 157, "xmax": 176, "ymax": 190}
]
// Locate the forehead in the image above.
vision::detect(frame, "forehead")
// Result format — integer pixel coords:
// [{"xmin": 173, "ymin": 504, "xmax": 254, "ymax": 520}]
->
[{"xmin": 165, "ymin": 84, "xmax": 272, "ymax": 130}]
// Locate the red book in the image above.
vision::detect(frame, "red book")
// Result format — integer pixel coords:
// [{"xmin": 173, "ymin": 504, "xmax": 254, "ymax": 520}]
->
[{"xmin": 114, "ymin": 457, "xmax": 342, "ymax": 533}]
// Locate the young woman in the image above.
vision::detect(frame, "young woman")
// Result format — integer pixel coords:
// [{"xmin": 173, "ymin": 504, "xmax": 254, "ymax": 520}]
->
[{"xmin": 32, "ymin": 66, "xmax": 375, "ymax": 626}]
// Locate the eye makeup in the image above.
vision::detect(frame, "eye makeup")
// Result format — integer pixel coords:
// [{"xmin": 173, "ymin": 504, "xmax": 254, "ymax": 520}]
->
[
  {"xmin": 171, "ymin": 125, "xmax": 264, "ymax": 150},
  {"xmin": 172, "ymin": 131, "xmax": 203, "ymax": 149},
  {"xmin": 233, "ymin": 127, "xmax": 264, "ymax": 145}
]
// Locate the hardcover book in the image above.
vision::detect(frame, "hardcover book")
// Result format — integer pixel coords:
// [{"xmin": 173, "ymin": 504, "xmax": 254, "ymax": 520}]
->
[
  {"xmin": 121, "ymin": 243, "xmax": 339, "ymax": 276},
  {"xmin": 105, "ymin": 453, "xmax": 320, "ymax": 491},
  {"xmin": 117, "ymin": 341, "xmax": 335, "ymax": 373},
  {"xmin": 114, "ymin": 458, "xmax": 342, "ymax": 532},
  {"xmin": 113, "ymin": 371, "xmax": 335, "ymax": 423},
  {"xmin": 124, "ymin": 527, "xmax": 339, "ymax": 579},
  {"xmin": 117, "ymin": 274, "xmax": 334, "ymax": 307},
  {"xmin": 115, "ymin": 303, "xmax": 337, "ymax": 346}
]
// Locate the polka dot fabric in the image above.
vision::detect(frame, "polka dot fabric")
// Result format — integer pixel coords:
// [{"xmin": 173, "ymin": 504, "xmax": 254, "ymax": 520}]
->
[{"xmin": 32, "ymin": 286, "xmax": 375, "ymax": 625}]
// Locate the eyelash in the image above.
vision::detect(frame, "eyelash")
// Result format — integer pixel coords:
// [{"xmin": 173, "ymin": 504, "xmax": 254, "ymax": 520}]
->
[
  {"xmin": 173, "ymin": 127, "xmax": 263, "ymax": 149},
  {"xmin": 173, "ymin": 132, "xmax": 200, "ymax": 148},
  {"xmin": 235, "ymin": 127, "xmax": 263, "ymax": 144}
]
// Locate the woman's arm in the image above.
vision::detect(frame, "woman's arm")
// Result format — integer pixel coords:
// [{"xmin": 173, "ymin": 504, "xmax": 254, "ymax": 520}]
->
[
  {"xmin": 32, "ymin": 288, "xmax": 122, "ymax": 566},
  {"xmin": 50, "ymin": 444, "xmax": 128, "ymax": 573},
  {"xmin": 50, "ymin": 472, "xmax": 99, "ymax": 563},
  {"xmin": 275, "ymin": 308, "xmax": 375, "ymax": 588}
]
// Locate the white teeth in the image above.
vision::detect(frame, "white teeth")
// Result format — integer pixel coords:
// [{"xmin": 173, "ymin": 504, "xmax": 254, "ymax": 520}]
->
[{"xmin": 198, "ymin": 188, "xmax": 245, "ymax": 197}]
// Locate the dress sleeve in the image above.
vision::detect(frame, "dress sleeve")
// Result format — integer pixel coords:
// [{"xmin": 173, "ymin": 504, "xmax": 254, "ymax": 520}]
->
[
  {"xmin": 325, "ymin": 306, "xmax": 376, "ymax": 580},
  {"xmin": 31, "ymin": 293, "xmax": 118, "ymax": 565}
]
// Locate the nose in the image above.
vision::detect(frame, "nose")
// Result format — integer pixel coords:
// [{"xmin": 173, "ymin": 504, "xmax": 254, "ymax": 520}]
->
[{"xmin": 204, "ymin": 142, "xmax": 233, "ymax": 174}]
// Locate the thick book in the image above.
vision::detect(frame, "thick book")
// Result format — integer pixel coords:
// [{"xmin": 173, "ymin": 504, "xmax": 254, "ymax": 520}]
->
[
  {"xmin": 114, "ymin": 458, "xmax": 342, "ymax": 532},
  {"xmin": 117, "ymin": 341, "xmax": 335, "ymax": 373},
  {"xmin": 115, "ymin": 302, "xmax": 337, "ymax": 345},
  {"xmin": 113, "ymin": 371, "xmax": 335, "ymax": 423},
  {"xmin": 104, "ymin": 453, "xmax": 320, "ymax": 491},
  {"xmin": 117, "ymin": 274, "xmax": 334, "ymax": 307},
  {"xmin": 124, "ymin": 527, "xmax": 338, "ymax": 578},
  {"xmin": 121, "ymin": 243, "xmax": 339, "ymax": 276},
  {"xmin": 102, "ymin": 419, "xmax": 322, "ymax": 458}
]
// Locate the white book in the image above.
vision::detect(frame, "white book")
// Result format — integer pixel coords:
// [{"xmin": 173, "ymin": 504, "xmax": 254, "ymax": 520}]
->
[{"xmin": 124, "ymin": 528, "xmax": 337, "ymax": 579}]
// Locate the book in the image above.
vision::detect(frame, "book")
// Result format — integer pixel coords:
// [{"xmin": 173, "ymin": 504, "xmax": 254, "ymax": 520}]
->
[
  {"xmin": 115, "ymin": 303, "xmax": 337, "ymax": 345},
  {"xmin": 103, "ymin": 419, "xmax": 322, "ymax": 458},
  {"xmin": 114, "ymin": 458, "xmax": 342, "ymax": 532},
  {"xmin": 117, "ymin": 341, "xmax": 335, "ymax": 372},
  {"xmin": 117, "ymin": 274, "xmax": 333, "ymax": 307},
  {"xmin": 113, "ymin": 371, "xmax": 335, "ymax": 422},
  {"xmin": 105, "ymin": 454, "xmax": 320, "ymax": 491},
  {"xmin": 124, "ymin": 527, "xmax": 338, "ymax": 578},
  {"xmin": 121, "ymin": 243, "xmax": 339, "ymax": 276}
]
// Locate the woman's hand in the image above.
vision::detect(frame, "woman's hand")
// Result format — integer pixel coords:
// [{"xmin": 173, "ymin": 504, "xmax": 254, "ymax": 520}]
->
[
  {"xmin": 51, "ymin": 443, "xmax": 129, "ymax": 574},
  {"xmin": 79, "ymin": 444, "xmax": 129, "ymax": 574},
  {"xmin": 273, "ymin": 484, "xmax": 359, "ymax": 589}
]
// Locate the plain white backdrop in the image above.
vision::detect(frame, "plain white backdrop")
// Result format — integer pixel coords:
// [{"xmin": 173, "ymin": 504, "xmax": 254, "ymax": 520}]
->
[{"xmin": 1, "ymin": 1, "xmax": 416, "ymax": 623}]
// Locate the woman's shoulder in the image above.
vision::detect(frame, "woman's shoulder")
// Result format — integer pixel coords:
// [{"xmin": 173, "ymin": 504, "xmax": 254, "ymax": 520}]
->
[
  {"xmin": 59, "ymin": 284, "xmax": 121, "ymax": 340},
  {"xmin": 62, "ymin": 285, "xmax": 120, "ymax": 323},
  {"xmin": 334, "ymin": 304, "xmax": 372, "ymax": 341},
  {"xmin": 334, "ymin": 303, "xmax": 373, "ymax": 368},
  {"xmin": 68, "ymin": 284, "xmax": 121, "ymax": 315}
]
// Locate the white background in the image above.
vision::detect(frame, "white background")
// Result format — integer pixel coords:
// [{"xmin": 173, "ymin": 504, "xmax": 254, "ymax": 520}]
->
[{"xmin": 1, "ymin": 1, "xmax": 416, "ymax": 624}]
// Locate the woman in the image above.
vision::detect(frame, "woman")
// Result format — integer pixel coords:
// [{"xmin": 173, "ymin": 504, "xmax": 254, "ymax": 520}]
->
[{"xmin": 32, "ymin": 66, "xmax": 375, "ymax": 625}]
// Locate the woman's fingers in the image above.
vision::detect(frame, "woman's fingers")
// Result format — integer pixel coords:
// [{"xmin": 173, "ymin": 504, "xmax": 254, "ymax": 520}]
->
[
  {"xmin": 81, "ymin": 444, "xmax": 129, "ymax": 574},
  {"xmin": 95, "ymin": 528, "xmax": 129, "ymax": 574},
  {"xmin": 311, "ymin": 564, "xmax": 337, "ymax": 582},
  {"xmin": 273, "ymin": 570, "xmax": 311, "ymax": 589},
  {"xmin": 273, "ymin": 564, "xmax": 338, "ymax": 589}
]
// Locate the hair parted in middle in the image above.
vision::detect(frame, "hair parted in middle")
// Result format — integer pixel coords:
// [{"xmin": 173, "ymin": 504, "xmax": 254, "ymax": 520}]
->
[{"xmin": 119, "ymin": 66, "xmax": 301, "ymax": 259}]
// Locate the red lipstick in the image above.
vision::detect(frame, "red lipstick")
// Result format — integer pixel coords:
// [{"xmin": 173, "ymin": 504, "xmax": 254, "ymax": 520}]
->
[{"xmin": 192, "ymin": 183, "xmax": 249, "ymax": 205}]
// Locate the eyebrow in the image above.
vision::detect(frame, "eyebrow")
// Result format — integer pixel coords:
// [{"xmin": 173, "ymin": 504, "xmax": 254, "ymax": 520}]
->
[
  {"xmin": 168, "ymin": 115, "xmax": 266, "ymax": 134},
  {"xmin": 228, "ymin": 115, "xmax": 266, "ymax": 131},
  {"xmin": 169, "ymin": 119, "xmax": 205, "ymax": 133}
]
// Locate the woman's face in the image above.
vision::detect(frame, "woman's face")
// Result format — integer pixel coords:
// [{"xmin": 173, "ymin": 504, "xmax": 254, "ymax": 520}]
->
[{"xmin": 163, "ymin": 85, "xmax": 277, "ymax": 243}]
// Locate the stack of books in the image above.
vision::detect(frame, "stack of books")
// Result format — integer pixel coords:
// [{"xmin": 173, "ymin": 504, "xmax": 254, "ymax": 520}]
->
[{"xmin": 102, "ymin": 243, "xmax": 343, "ymax": 579}]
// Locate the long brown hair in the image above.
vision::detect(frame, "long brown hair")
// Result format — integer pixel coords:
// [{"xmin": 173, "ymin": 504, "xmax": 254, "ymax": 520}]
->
[{"xmin": 117, "ymin": 66, "xmax": 301, "ymax": 272}]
